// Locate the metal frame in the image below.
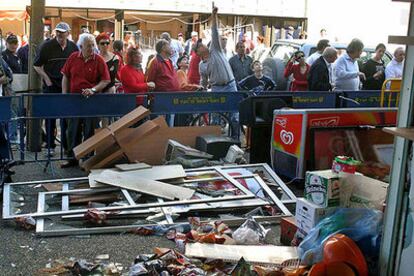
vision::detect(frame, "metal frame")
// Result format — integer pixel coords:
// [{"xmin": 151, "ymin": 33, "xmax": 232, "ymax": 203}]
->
[
  {"xmin": 4, "ymin": 164, "xmax": 295, "ymax": 236},
  {"xmin": 380, "ymin": 2, "xmax": 414, "ymax": 275}
]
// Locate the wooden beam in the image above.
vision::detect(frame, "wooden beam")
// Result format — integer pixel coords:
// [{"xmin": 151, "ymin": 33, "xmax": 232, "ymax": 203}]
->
[{"xmin": 388, "ymin": 35, "xmax": 414, "ymax": 45}]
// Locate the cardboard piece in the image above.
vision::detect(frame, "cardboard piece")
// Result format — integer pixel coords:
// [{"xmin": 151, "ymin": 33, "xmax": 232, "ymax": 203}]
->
[
  {"xmin": 280, "ymin": 216, "xmax": 298, "ymax": 246},
  {"xmin": 125, "ymin": 125, "xmax": 221, "ymax": 165},
  {"xmin": 90, "ymin": 165, "xmax": 186, "ymax": 188},
  {"xmin": 73, "ymin": 106, "xmax": 150, "ymax": 159},
  {"xmin": 80, "ymin": 119, "xmax": 160, "ymax": 171},
  {"xmin": 94, "ymin": 170, "xmax": 194, "ymax": 200},
  {"xmin": 185, "ymin": 243, "xmax": 299, "ymax": 265},
  {"xmin": 341, "ymin": 174, "xmax": 389, "ymax": 210}
]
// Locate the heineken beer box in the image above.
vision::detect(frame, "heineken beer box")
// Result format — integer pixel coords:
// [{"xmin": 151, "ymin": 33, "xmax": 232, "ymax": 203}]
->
[{"xmin": 305, "ymin": 170, "xmax": 341, "ymax": 207}]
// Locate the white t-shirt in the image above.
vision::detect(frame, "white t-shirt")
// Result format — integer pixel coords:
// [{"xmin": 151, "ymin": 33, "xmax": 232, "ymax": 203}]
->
[
  {"xmin": 306, "ymin": 51, "xmax": 322, "ymax": 66},
  {"xmin": 385, "ymin": 59, "xmax": 403, "ymax": 79},
  {"xmin": 170, "ymin": 39, "xmax": 184, "ymax": 69}
]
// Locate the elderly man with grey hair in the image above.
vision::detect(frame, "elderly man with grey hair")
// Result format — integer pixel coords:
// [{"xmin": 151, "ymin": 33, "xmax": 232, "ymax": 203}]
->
[
  {"xmin": 160, "ymin": 32, "xmax": 183, "ymax": 69},
  {"xmin": 60, "ymin": 33, "xmax": 110, "ymax": 167},
  {"xmin": 333, "ymin": 38, "xmax": 366, "ymax": 90},
  {"xmin": 308, "ymin": 47, "xmax": 338, "ymax": 91},
  {"xmin": 385, "ymin": 47, "xmax": 405, "ymax": 79}
]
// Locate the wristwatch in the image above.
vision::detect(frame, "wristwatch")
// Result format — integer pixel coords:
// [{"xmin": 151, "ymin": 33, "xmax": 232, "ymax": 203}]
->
[{"xmin": 91, "ymin": 88, "xmax": 96, "ymax": 93}]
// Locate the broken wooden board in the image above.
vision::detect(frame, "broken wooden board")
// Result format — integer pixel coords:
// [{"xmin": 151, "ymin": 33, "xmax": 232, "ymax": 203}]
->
[
  {"xmin": 69, "ymin": 193, "xmax": 120, "ymax": 204},
  {"xmin": 123, "ymin": 125, "xmax": 221, "ymax": 165},
  {"xmin": 88, "ymin": 169, "xmax": 118, "ymax": 188},
  {"xmin": 81, "ymin": 144, "xmax": 124, "ymax": 171},
  {"xmin": 94, "ymin": 170, "xmax": 194, "ymax": 200},
  {"xmin": 185, "ymin": 243, "xmax": 299, "ymax": 265},
  {"xmin": 73, "ymin": 106, "xmax": 150, "ymax": 159},
  {"xmin": 90, "ymin": 165, "xmax": 186, "ymax": 188},
  {"xmin": 115, "ymin": 163, "xmax": 152, "ymax": 171},
  {"xmin": 81, "ymin": 119, "xmax": 160, "ymax": 171}
]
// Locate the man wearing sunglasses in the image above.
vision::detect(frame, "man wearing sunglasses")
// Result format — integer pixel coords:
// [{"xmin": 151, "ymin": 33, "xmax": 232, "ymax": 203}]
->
[{"xmin": 34, "ymin": 22, "xmax": 78, "ymax": 157}]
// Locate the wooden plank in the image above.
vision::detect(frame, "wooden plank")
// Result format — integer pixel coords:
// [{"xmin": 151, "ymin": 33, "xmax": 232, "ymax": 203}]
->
[
  {"xmin": 73, "ymin": 106, "xmax": 149, "ymax": 159},
  {"xmin": 88, "ymin": 169, "xmax": 118, "ymax": 187},
  {"xmin": 124, "ymin": 125, "xmax": 221, "ymax": 165},
  {"xmin": 115, "ymin": 163, "xmax": 152, "ymax": 171},
  {"xmin": 69, "ymin": 193, "xmax": 120, "ymax": 204},
  {"xmin": 82, "ymin": 118, "xmax": 160, "ymax": 171},
  {"xmin": 185, "ymin": 243, "xmax": 299, "ymax": 265},
  {"xmin": 383, "ymin": 127, "xmax": 414, "ymax": 141},
  {"xmin": 109, "ymin": 105, "xmax": 150, "ymax": 133},
  {"xmin": 90, "ymin": 165, "xmax": 186, "ymax": 188},
  {"xmin": 94, "ymin": 170, "xmax": 194, "ymax": 200},
  {"xmin": 74, "ymin": 128, "xmax": 114, "ymax": 159},
  {"xmin": 81, "ymin": 145, "xmax": 123, "ymax": 171},
  {"xmin": 117, "ymin": 120, "xmax": 160, "ymax": 160},
  {"xmin": 388, "ymin": 35, "xmax": 414, "ymax": 45}
]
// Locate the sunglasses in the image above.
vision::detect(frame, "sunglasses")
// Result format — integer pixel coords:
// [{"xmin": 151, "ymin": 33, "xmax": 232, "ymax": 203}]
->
[{"xmin": 99, "ymin": 41, "xmax": 110, "ymax": 46}]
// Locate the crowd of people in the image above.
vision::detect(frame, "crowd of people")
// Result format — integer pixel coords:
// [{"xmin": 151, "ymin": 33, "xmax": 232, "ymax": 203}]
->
[{"xmin": 0, "ymin": 6, "xmax": 407, "ymax": 167}]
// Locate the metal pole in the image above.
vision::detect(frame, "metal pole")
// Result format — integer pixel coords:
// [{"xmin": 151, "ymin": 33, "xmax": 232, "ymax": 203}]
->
[
  {"xmin": 380, "ymin": 2, "xmax": 414, "ymax": 275},
  {"xmin": 27, "ymin": 0, "xmax": 44, "ymax": 152}
]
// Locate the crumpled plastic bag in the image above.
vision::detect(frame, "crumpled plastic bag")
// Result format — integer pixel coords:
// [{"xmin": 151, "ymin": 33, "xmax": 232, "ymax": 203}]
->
[
  {"xmin": 298, "ymin": 208, "xmax": 383, "ymax": 265},
  {"xmin": 232, "ymin": 217, "xmax": 269, "ymax": 245}
]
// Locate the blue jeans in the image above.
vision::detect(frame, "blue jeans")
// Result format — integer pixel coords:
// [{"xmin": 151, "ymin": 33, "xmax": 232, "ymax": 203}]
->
[{"xmin": 211, "ymin": 80, "xmax": 239, "ymax": 139}]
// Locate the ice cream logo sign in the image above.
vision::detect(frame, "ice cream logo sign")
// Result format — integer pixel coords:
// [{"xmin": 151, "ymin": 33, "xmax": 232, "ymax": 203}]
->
[
  {"xmin": 310, "ymin": 116, "xmax": 340, "ymax": 127},
  {"xmin": 275, "ymin": 117, "xmax": 287, "ymax": 128},
  {"xmin": 280, "ymin": 130, "xmax": 294, "ymax": 145}
]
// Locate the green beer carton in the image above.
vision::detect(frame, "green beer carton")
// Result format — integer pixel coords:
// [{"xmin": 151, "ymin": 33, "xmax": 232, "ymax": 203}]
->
[{"xmin": 305, "ymin": 170, "xmax": 341, "ymax": 207}]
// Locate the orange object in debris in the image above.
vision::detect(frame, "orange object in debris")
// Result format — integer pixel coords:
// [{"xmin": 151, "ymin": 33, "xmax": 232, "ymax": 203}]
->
[
  {"xmin": 309, "ymin": 262, "xmax": 357, "ymax": 276},
  {"xmin": 308, "ymin": 234, "xmax": 368, "ymax": 276}
]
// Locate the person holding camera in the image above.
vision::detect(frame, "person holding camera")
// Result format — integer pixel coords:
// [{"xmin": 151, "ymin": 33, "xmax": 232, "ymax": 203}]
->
[{"xmin": 284, "ymin": 50, "xmax": 310, "ymax": 91}]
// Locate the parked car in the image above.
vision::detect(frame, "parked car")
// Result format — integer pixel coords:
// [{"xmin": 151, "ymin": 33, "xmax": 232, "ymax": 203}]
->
[{"xmin": 261, "ymin": 39, "xmax": 393, "ymax": 90}]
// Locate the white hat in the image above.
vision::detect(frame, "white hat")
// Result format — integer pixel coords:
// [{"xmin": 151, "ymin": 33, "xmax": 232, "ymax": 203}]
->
[
  {"xmin": 54, "ymin": 22, "xmax": 71, "ymax": 32},
  {"xmin": 191, "ymin": 31, "xmax": 198, "ymax": 37}
]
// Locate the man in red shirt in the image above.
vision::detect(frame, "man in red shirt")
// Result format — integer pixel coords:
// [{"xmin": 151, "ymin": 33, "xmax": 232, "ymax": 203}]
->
[
  {"xmin": 61, "ymin": 33, "xmax": 110, "ymax": 167},
  {"xmin": 146, "ymin": 39, "xmax": 180, "ymax": 92}
]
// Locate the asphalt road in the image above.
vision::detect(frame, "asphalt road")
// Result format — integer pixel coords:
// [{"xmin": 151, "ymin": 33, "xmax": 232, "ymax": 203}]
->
[
  {"xmin": 0, "ymin": 157, "xmax": 286, "ymax": 275},
  {"xmin": 0, "ymin": 159, "xmax": 175, "ymax": 275}
]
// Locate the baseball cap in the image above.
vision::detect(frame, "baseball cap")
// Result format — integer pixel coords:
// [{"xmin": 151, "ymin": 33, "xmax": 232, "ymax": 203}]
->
[
  {"xmin": 6, "ymin": 34, "xmax": 18, "ymax": 44},
  {"xmin": 191, "ymin": 31, "xmax": 198, "ymax": 37},
  {"xmin": 54, "ymin": 22, "xmax": 71, "ymax": 33}
]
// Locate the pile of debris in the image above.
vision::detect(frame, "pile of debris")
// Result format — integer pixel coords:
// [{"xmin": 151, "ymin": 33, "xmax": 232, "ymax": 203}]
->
[
  {"xmin": 72, "ymin": 106, "xmax": 236, "ymax": 170},
  {"xmin": 3, "ymin": 163, "xmax": 296, "ymax": 237}
]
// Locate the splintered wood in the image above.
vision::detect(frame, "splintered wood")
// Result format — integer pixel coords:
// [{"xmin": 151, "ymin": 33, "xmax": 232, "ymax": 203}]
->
[
  {"xmin": 72, "ymin": 106, "xmax": 221, "ymax": 170},
  {"xmin": 94, "ymin": 169, "xmax": 194, "ymax": 200}
]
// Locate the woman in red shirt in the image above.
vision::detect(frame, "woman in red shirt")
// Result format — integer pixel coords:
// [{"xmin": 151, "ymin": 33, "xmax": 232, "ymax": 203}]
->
[
  {"xmin": 284, "ymin": 51, "xmax": 310, "ymax": 91},
  {"xmin": 119, "ymin": 47, "xmax": 155, "ymax": 106}
]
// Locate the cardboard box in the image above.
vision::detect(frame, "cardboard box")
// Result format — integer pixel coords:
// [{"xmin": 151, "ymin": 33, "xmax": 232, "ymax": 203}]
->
[
  {"xmin": 295, "ymin": 197, "xmax": 335, "ymax": 235},
  {"xmin": 305, "ymin": 170, "xmax": 341, "ymax": 207},
  {"xmin": 280, "ymin": 216, "xmax": 298, "ymax": 245},
  {"xmin": 341, "ymin": 174, "xmax": 389, "ymax": 210}
]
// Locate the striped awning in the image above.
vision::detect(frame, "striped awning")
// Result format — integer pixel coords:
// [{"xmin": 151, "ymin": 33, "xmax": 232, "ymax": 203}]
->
[{"xmin": 0, "ymin": 11, "xmax": 28, "ymax": 21}]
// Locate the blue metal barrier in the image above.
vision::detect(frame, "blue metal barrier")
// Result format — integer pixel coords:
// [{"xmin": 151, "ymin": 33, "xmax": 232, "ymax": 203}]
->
[
  {"xmin": 19, "ymin": 93, "xmax": 140, "ymax": 163},
  {"xmin": 261, "ymin": 91, "xmax": 338, "ymax": 108},
  {"xmin": 25, "ymin": 93, "xmax": 138, "ymax": 118},
  {"xmin": 4, "ymin": 90, "xmax": 398, "ymax": 165},
  {"xmin": 341, "ymin": 90, "xmax": 398, "ymax": 107},
  {"xmin": 149, "ymin": 92, "xmax": 247, "ymax": 114}
]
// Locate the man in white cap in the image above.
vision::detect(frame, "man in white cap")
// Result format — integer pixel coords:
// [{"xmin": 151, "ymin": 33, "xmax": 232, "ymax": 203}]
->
[
  {"xmin": 34, "ymin": 22, "xmax": 78, "ymax": 157},
  {"xmin": 185, "ymin": 31, "xmax": 198, "ymax": 56}
]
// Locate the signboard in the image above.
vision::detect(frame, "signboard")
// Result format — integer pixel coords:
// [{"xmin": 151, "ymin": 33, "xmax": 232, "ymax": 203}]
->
[{"xmin": 150, "ymin": 92, "xmax": 246, "ymax": 114}]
